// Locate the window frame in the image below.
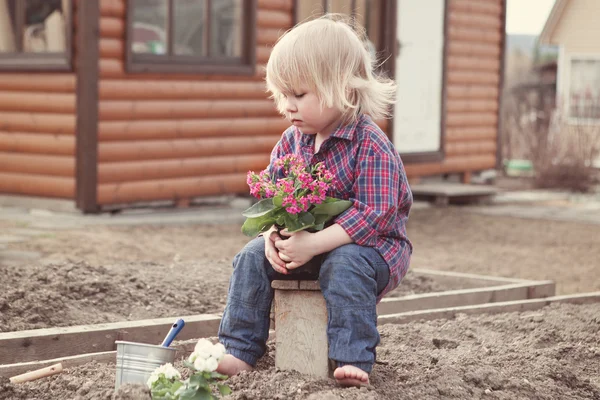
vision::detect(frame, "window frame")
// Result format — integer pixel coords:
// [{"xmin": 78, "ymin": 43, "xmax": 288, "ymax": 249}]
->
[
  {"xmin": 566, "ymin": 54, "xmax": 600, "ymax": 124},
  {"xmin": 125, "ymin": 0, "xmax": 257, "ymax": 75},
  {"xmin": 0, "ymin": 0, "xmax": 73, "ymax": 71}
]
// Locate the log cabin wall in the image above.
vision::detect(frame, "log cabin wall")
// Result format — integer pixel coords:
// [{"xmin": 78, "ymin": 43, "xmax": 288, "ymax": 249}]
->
[
  {"xmin": 0, "ymin": 1, "xmax": 77, "ymax": 199},
  {"xmin": 404, "ymin": 0, "xmax": 505, "ymax": 181},
  {"xmin": 96, "ymin": 0, "xmax": 293, "ymax": 207}
]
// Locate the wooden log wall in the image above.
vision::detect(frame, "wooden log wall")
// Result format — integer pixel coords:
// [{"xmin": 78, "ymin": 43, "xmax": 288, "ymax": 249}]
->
[
  {"xmin": 0, "ymin": 0, "xmax": 79, "ymax": 199},
  {"xmin": 96, "ymin": 0, "xmax": 294, "ymax": 206},
  {"xmin": 405, "ymin": 0, "xmax": 504, "ymax": 179}
]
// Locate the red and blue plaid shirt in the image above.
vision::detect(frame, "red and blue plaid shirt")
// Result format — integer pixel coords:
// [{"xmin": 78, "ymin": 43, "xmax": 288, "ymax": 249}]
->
[{"xmin": 269, "ymin": 114, "xmax": 413, "ymax": 300}]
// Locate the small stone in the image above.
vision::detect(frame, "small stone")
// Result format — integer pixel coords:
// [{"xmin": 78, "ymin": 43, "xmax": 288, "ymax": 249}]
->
[
  {"xmin": 485, "ymin": 389, "xmax": 492, "ymax": 394},
  {"xmin": 523, "ymin": 378, "xmax": 530, "ymax": 385}
]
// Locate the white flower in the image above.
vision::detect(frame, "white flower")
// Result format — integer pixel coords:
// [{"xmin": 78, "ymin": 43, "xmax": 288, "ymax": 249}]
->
[
  {"xmin": 193, "ymin": 339, "xmax": 213, "ymax": 360},
  {"xmin": 204, "ymin": 357, "xmax": 219, "ymax": 372},
  {"xmin": 188, "ymin": 352, "xmax": 197, "ymax": 363},
  {"xmin": 146, "ymin": 363, "xmax": 181, "ymax": 388},
  {"xmin": 210, "ymin": 343, "xmax": 226, "ymax": 362},
  {"xmin": 193, "ymin": 356, "xmax": 207, "ymax": 372}
]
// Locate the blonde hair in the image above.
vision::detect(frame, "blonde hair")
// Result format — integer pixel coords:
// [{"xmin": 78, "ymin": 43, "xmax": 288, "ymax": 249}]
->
[{"xmin": 266, "ymin": 14, "xmax": 396, "ymax": 123}]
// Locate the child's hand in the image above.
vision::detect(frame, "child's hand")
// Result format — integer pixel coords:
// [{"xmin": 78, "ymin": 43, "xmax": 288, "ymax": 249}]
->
[
  {"xmin": 274, "ymin": 230, "xmax": 317, "ymax": 270},
  {"xmin": 264, "ymin": 227, "xmax": 289, "ymax": 274}
]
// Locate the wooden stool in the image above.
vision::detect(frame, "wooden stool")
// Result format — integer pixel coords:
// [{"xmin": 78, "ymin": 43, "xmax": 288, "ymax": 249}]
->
[{"xmin": 272, "ymin": 280, "xmax": 332, "ymax": 378}]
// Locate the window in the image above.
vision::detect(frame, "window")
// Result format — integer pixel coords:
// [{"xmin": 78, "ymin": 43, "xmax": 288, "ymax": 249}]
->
[
  {"xmin": 0, "ymin": 0, "xmax": 72, "ymax": 70},
  {"xmin": 127, "ymin": 0, "xmax": 256, "ymax": 74},
  {"xmin": 569, "ymin": 58, "xmax": 600, "ymax": 121}
]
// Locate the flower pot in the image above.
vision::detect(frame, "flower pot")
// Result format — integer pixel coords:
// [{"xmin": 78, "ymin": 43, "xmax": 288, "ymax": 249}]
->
[{"xmin": 275, "ymin": 226, "xmax": 322, "ymax": 280}]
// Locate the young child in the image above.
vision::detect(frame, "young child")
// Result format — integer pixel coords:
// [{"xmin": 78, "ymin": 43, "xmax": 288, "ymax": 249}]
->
[{"xmin": 217, "ymin": 15, "xmax": 413, "ymax": 387}]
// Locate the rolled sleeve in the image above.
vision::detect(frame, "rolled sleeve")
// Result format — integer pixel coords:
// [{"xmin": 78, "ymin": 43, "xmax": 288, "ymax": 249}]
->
[{"xmin": 335, "ymin": 153, "xmax": 400, "ymax": 246}]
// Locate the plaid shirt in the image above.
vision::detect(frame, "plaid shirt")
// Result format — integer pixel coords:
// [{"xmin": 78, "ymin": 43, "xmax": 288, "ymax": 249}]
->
[{"xmin": 269, "ymin": 114, "xmax": 413, "ymax": 300}]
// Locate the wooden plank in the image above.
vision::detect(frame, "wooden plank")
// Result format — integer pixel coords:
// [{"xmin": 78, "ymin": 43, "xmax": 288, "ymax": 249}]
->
[
  {"xmin": 0, "ymin": 314, "xmax": 221, "ymax": 365},
  {"xmin": 0, "ymin": 351, "xmax": 115, "ymax": 378},
  {"xmin": 446, "ymin": 140, "xmax": 497, "ymax": 157},
  {"xmin": 377, "ymin": 281, "xmax": 555, "ymax": 315},
  {"xmin": 256, "ymin": 9, "xmax": 292, "ymax": 29},
  {"xmin": 98, "ymin": 99, "xmax": 278, "ymax": 121},
  {"xmin": 0, "ymin": 91, "xmax": 75, "ymax": 113},
  {"xmin": 98, "ymin": 136, "xmax": 277, "ymax": 162},
  {"xmin": 76, "ymin": 0, "xmax": 100, "ymax": 213},
  {"xmin": 99, "ymin": 80, "xmax": 268, "ymax": 101},
  {"xmin": 98, "ymin": 118, "xmax": 289, "ymax": 141},
  {"xmin": 410, "ymin": 183, "xmax": 498, "ymax": 197},
  {"xmin": 0, "ymin": 152, "xmax": 74, "ymax": 177},
  {"xmin": 378, "ymin": 292, "xmax": 600, "ymax": 325},
  {"xmin": 0, "ymin": 132, "xmax": 75, "ymax": 156},
  {"xmin": 274, "ymin": 288, "xmax": 330, "ymax": 378},
  {"xmin": 98, "ymin": 154, "xmax": 269, "ymax": 183},
  {"xmin": 0, "ymin": 330, "xmax": 278, "ymax": 378},
  {"xmin": 97, "ymin": 173, "xmax": 249, "ymax": 204},
  {"xmin": 412, "ymin": 268, "xmax": 532, "ymax": 284},
  {"xmin": 0, "ymin": 172, "xmax": 74, "ymax": 198}
]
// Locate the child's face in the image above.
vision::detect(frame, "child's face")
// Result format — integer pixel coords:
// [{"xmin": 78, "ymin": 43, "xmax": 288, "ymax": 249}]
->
[{"xmin": 283, "ymin": 89, "xmax": 343, "ymax": 137}]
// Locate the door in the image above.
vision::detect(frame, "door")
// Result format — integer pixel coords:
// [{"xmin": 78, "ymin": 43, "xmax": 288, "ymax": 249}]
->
[{"xmin": 393, "ymin": 0, "xmax": 445, "ymax": 156}]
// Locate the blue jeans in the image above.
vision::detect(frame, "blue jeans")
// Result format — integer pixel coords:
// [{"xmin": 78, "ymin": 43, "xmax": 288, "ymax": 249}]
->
[{"xmin": 218, "ymin": 236, "xmax": 390, "ymax": 373}]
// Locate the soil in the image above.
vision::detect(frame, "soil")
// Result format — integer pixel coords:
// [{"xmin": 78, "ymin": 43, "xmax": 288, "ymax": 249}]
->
[
  {"xmin": 1, "ymin": 302, "xmax": 599, "ymax": 399},
  {"xmin": 1, "ymin": 205, "xmax": 600, "ymax": 398},
  {"xmin": 0, "ymin": 207, "xmax": 551, "ymax": 333}
]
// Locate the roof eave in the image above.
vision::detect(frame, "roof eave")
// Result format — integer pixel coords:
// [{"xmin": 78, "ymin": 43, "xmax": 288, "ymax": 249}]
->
[{"xmin": 539, "ymin": 0, "xmax": 568, "ymax": 45}]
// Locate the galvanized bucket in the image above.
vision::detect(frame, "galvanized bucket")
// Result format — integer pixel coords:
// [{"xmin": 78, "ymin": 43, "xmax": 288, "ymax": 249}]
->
[{"xmin": 114, "ymin": 340, "xmax": 177, "ymax": 390}]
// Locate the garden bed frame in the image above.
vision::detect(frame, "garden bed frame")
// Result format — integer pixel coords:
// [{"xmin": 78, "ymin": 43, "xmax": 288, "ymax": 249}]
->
[{"xmin": 0, "ymin": 269, "xmax": 582, "ymax": 378}]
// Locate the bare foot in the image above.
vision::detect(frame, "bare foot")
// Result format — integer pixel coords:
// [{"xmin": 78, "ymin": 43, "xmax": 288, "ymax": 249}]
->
[
  {"xmin": 216, "ymin": 354, "xmax": 253, "ymax": 376},
  {"xmin": 333, "ymin": 365, "xmax": 370, "ymax": 387}
]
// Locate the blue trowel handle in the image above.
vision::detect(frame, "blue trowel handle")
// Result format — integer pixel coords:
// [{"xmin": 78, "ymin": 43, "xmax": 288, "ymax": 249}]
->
[{"xmin": 161, "ymin": 318, "xmax": 185, "ymax": 347}]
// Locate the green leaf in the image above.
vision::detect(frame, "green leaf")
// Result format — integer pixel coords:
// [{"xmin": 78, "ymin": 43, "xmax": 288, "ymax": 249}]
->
[
  {"xmin": 241, "ymin": 216, "xmax": 276, "ymax": 237},
  {"xmin": 273, "ymin": 196, "xmax": 283, "ymax": 207},
  {"xmin": 276, "ymin": 214, "xmax": 285, "ymax": 226},
  {"xmin": 189, "ymin": 373, "xmax": 208, "ymax": 388},
  {"xmin": 210, "ymin": 371, "xmax": 229, "ymax": 380},
  {"xmin": 313, "ymin": 222, "xmax": 325, "ymax": 231},
  {"xmin": 311, "ymin": 199, "xmax": 352, "ymax": 216},
  {"xmin": 241, "ymin": 198, "xmax": 275, "ymax": 217},
  {"xmin": 218, "ymin": 384, "xmax": 233, "ymax": 396},
  {"xmin": 286, "ymin": 212, "xmax": 316, "ymax": 233}
]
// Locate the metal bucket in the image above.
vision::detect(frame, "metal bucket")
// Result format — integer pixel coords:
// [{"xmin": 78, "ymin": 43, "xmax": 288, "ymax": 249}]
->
[{"xmin": 115, "ymin": 341, "xmax": 177, "ymax": 390}]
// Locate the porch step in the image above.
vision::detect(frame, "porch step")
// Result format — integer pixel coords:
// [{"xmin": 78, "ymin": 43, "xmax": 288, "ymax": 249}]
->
[{"xmin": 410, "ymin": 183, "xmax": 498, "ymax": 206}]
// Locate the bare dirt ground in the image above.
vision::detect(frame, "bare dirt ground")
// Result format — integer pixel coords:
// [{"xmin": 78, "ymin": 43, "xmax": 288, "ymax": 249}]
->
[
  {"xmin": 1, "ymin": 303, "xmax": 599, "ymax": 399},
  {"xmin": 1, "ymin": 205, "xmax": 599, "ymax": 398},
  {"xmin": 1, "ymin": 207, "xmax": 599, "ymax": 332}
]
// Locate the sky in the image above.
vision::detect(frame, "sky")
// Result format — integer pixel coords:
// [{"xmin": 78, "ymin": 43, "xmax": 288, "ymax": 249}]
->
[{"xmin": 506, "ymin": 0, "xmax": 556, "ymax": 35}]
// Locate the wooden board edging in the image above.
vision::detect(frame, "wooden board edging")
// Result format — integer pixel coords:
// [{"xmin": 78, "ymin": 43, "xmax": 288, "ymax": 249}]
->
[
  {"xmin": 0, "ymin": 314, "xmax": 221, "ymax": 366},
  {"xmin": 377, "ymin": 280, "xmax": 555, "ymax": 315},
  {"xmin": 0, "ymin": 331, "xmax": 277, "ymax": 378},
  {"xmin": 411, "ymin": 268, "xmax": 533, "ymax": 284},
  {"xmin": 378, "ymin": 292, "xmax": 600, "ymax": 325}
]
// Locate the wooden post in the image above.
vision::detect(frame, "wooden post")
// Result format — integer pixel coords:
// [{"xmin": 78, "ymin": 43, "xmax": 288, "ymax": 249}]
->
[{"xmin": 272, "ymin": 280, "xmax": 332, "ymax": 378}]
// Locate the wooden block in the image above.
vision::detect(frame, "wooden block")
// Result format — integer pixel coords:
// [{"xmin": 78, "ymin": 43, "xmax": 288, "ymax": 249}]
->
[
  {"xmin": 271, "ymin": 280, "xmax": 300, "ymax": 290},
  {"xmin": 273, "ymin": 287, "xmax": 331, "ymax": 378},
  {"xmin": 298, "ymin": 280, "xmax": 320, "ymax": 291}
]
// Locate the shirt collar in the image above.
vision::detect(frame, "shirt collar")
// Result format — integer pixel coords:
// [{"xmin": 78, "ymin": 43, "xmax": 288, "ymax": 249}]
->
[{"xmin": 297, "ymin": 114, "xmax": 365, "ymax": 144}]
